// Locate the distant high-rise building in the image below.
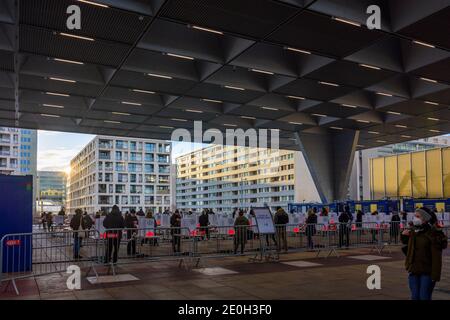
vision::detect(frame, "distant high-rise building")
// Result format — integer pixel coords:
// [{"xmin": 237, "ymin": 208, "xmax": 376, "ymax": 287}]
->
[
  {"xmin": 0, "ymin": 127, "xmax": 37, "ymax": 214},
  {"xmin": 67, "ymin": 136, "xmax": 172, "ymax": 214},
  {"xmin": 175, "ymin": 145, "xmax": 320, "ymax": 213},
  {"xmin": 349, "ymin": 136, "xmax": 450, "ymax": 200},
  {"xmin": 37, "ymin": 170, "xmax": 67, "ymax": 209}
]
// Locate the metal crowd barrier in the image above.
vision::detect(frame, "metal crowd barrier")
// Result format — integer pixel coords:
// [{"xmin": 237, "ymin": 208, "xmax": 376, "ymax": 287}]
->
[
  {"xmin": 2, "ymin": 221, "xmax": 449, "ymax": 295},
  {"xmin": 0, "ymin": 229, "xmax": 101, "ymax": 295}
]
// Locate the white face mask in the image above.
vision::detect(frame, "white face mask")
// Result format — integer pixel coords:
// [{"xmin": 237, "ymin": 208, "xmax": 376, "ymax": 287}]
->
[{"xmin": 413, "ymin": 217, "xmax": 423, "ymax": 226}]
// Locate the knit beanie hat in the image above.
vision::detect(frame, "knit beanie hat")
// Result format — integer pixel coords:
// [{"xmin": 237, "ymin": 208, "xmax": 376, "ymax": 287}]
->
[{"xmin": 415, "ymin": 208, "xmax": 432, "ymax": 222}]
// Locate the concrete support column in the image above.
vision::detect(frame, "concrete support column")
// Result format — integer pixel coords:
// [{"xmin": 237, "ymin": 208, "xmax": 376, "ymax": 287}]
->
[{"xmin": 294, "ymin": 130, "xmax": 360, "ymax": 203}]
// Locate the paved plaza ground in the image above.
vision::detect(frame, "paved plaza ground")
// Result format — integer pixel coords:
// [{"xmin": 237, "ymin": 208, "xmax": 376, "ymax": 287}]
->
[{"xmin": 1, "ymin": 247, "xmax": 449, "ymax": 300}]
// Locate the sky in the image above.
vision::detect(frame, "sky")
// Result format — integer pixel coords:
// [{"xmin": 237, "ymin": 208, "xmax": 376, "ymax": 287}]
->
[{"xmin": 37, "ymin": 130, "xmax": 205, "ymax": 172}]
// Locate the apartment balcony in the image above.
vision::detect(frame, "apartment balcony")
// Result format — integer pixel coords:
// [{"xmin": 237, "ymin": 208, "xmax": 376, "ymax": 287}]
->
[{"xmin": 0, "ymin": 151, "xmax": 10, "ymax": 156}]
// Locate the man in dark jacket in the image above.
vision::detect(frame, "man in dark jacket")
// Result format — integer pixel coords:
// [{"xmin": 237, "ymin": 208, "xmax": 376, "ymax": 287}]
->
[
  {"xmin": 125, "ymin": 211, "xmax": 138, "ymax": 255},
  {"xmin": 274, "ymin": 207, "xmax": 289, "ymax": 252},
  {"xmin": 306, "ymin": 209, "xmax": 317, "ymax": 249},
  {"xmin": 338, "ymin": 210, "xmax": 351, "ymax": 248},
  {"xmin": 170, "ymin": 210, "xmax": 182, "ymax": 253},
  {"xmin": 199, "ymin": 210, "xmax": 210, "ymax": 240},
  {"xmin": 401, "ymin": 207, "xmax": 447, "ymax": 300},
  {"xmin": 390, "ymin": 211, "xmax": 401, "ymax": 244},
  {"xmin": 234, "ymin": 210, "xmax": 249, "ymax": 254},
  {"xmin": 103, "ymin": 205, "xmax": 125, "ymax": 264},
  {"xmin": 70, "ymin": 208, "xmax": 87, "ymax": 259}
]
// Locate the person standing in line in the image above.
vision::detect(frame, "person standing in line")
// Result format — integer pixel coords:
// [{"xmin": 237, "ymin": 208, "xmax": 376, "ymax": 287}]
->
[
  {"xmin": 338, "ymin": 210, "xmax": 351, "ymax": 248},
  {"xmin": 46, "ymin": 212, "xmax": 53, "ymax": 232},
  {"xmin": 401, "ymin": 207, "xmax": 447, "ymax": 300},
  {"xmin": 125, "ymin": 210, "xmax": 138, "ymax": 256},
  {"xmin": 274, "ymin": 207, "xmax": 289, "ymax": 253},
  {"xmin": 199, "ymin": 209, "xmax": 210, "ymax": 240},
  {"xmin": 234, "ymin": 209, "xmax": 249, "ymax": 254},
  {"xmin": 170, "ymin": 210, "xmax": 182, "ymax": 253},
  {"xmin": 69, "ymin": 209, "xmax": 87, "ymax": 260},
  {"xmin": 390, "ymin": 211, "xmax": 401, "ymax": 244},
  {"xmin": 305, "ymin": 208, "xmax": 317, "ymax": 250},
  {"xmin": 41, "ymin": 212, "xmax": 47, "ymax": 231},
  {"xmin": 103, "ymin": 205, "xmax": 125, "ymax": 264}
]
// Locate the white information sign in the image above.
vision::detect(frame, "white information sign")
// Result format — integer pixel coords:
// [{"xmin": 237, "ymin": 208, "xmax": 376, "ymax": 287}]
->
[
  {"xmin": 138, "ymin": 217, "xmax": 155, "ymax": 237},
  {"xmin": 252, "ymin": 207, "xmax": 275, "ymax": 234},
  {"xmin": 181, "ymin": 217, "xmax": 197, "ymax": 236},
  {"xmin": 95, "ymin": 216, "xmax": 105, "ymax": 238},
  {"xmin": 54, "ymin": 215, "xmax": 64, "ymax": 225}
]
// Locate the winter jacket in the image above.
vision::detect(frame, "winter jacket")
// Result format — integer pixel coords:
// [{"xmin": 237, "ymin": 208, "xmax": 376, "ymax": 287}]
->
[
  {"xmin": 234, "ymin": 216, "xmax": 249, "ymax": 243},
  {"xmin": 274, "ymin": 209, "xmax": 289, "ymax": 225},
  {"xmin": 199, "ymin": 214, "xmax": 209, "ymax": 227},
  {"xmin": 306, "ymin": 214, "xmax": 317, "ymax": 236},
  {"xmin": 103, "ymin": 212, "xmax": 125, "ymax": 230},
  {"xmin": 70, "ymin": 213, "xmax": 88, "ymax": 237},
  {"xmin": 401, "ymin": 225, "xmax": 448, "ymax": 281}
]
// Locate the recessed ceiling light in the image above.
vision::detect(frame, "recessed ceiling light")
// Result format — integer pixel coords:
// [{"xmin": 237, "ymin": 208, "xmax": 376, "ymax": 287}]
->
[
  {"xmin": 330, "ymin": 126, "xmax": 343, "ymax": 130},
  {"xmin": 132, "ymin": 89, "xmax": 155, "ymax": 94},
  {"xmin": 286, "ymin": 95, "xmax": 305, "ymax": 100},
  {"xmin": 171, "ymin": 118, "xmax": 188, "ymax": 122},
  {"xmin": 413, "ymin": 40, "xmax": 435, "ymax": 48},
  {"xmin": 289, "ymin": 122, "xmax": 303, "ymax": 125},
  {"xmin": 104, "ymin": 120, "xmax": 121, "ymax": 124},
  {"xmin": 427, "ymin": 117, "xmax": 440, "ymax": 121},
  {"xmin": 45, "ymin": 92, "xmax": 70, "ymax": 97},
  {"xmin": 376, "ymin": 92, "xmax": 393, "ymax": 97},
  {"xmin": 424, "ymin": 101, "xmax": 439, "ymax": 106},
  {"xmin": 357, "ymin": 120, "xmax": 370, "ymax": 123},
  {"xmin": 202, "ymin": 98, "xmax": 222, "ymax": 104},
  {"xmin": 312, "ymin": 113, "xmax": 327, "ymax": 117},
  {"xmin": 241, "ymin": 116, "xmax": 256, "ymax": 120},
  {"xmin": 43, "ymin": 104, "xmax": 64, "ymax": 109},
  {"xmin": 40, "ymin": 113, "xmax": 60, "ymax": 118},
  {"xmin": 191, "ymin": 25, "xmax": 223, "ymax": 35},
  {"xmin": 284, "ymin": 47, "xmax": 311, "ymax": 55},
  {"xmin": 77, "ymin": 0, "xmax": 109, "ymax": 8},
  {"xmin": 261, "ymin": 107, "xmax": 279, "ymax": 111},
  {"xmin": 387, "ymin": 111, "xmax": 401, "ymax": 115},
  {"xmin": 250, "ymin": 68, "xmax": 274, "ymax": 75},
  {"xmin": 357, "ymin": 144, "xmax": 365, "ymax": 147},
  {"xmin": 318, "ymin": 81, "xmax": 339, "ymax": 87},
  {"xmin": 342, "ymin": 104, "xmax": 358, "ymax": 108},
  {"xmin": 359, "ymin": 64, "xmax": 380, "ymax": 70},
  {"xmin": 185, "ymin": 109, "xmax": 203, "ymax": 113},
  {"xmin": 376, "ymin": 140, "xmax": 387, "ymax": 143},
  {"xmin": 53, "ymin": 58, "xmax": 84, "ymax": 65},
  {"xmin": 121, "ymin": 101, "xmax": 142, "ymax": 106},
  {"xmin": 420, "ymin": 77, "xmax": 437, "ymax": 83},
  {"xmin": 59, "ymin": 32, "xmax": 95, "ymax": 41},
  {"xmin": 147, "ymin": 73, "xmax": 172, "ymax": 79},
  {"xmin": 159, "ymin": 125, "xmax": 174, "ymax": 129},
  {"xmin": 166, "ymin": 53, "xmax": 194, "ymax": 60},
  {"xmin": 368, "ymin": 131, "xmax": 380, "ymax": 135},
  {"xmin": 401, "ymin": 135, "xmax": 412, "ymax": 139},
  {"xmin": 429, "ymin": 129, "xmax": 441, "ymax": 133},
  {"xmin": 49, "ymin": 77, "xmax": 76, "ymax": 83},
  {"xmin": 223, "ymin": 123, "xmax": 237, "ymax": 127},
  {"xmin": 224, "ymin": 85, "xmax": 245, "ymax": 91},
  {"xmin": 332, "ymin": 17, "xmax": 361, "ymax": 27},
  {"xmin": 395, "ymin": 124, "xmax": 407, "ymax": 128},
  {"xmin": 112, "ymin": 112, "xmax": 130, "ymax": 116}
]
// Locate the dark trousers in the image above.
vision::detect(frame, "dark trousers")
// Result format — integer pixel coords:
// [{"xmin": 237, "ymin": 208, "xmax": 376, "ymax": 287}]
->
[
  {"xmin": 276, "ymin": 227, "xmax": 287, "ymax": 252},
  {"xmin": 307, "ymin": 234, "xmax": 314, "ymax": 249},
  {"xmin": 127, "ymin": 239, "xmax": 136, "ymax": 255},
  {"xmin": 172, "ymin": 234, "xmax": 181, "ymax": 252},
  {"xmin": 409, "ymin": 274, "xmax": 435, "ymax": 300},
  {"xmin": 265, "ymin": 234, "xmax": 277, "ymax": 247},
  {"xmin": 106, "ymin": 237, "xmax": 121, "ymax": 263},
  {"xmin": 339, "ymin": 227, "xmax": 350, "ymax": 247},
  {"xmin": 73, "ymin": 236, "xmax": 81, "ymax": 258},
  {"xmin": 234, "ymin": 238, "xmax": 245, "ymax": 254}
]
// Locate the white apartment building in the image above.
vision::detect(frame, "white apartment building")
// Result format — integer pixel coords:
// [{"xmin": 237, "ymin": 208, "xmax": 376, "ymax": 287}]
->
[
  {"xmin": 67, "ymin": 136, "xmax": 172, "ymax": 214},
  {"xmin": 176, "ymin": 145, "xmax": 320, "ymax": 213}
]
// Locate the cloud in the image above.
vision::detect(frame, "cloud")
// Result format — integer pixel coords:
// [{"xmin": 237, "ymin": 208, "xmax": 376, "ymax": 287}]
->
[{"xmin": 37, "ymin": 148, "xmax": 79, "ymax": 171}]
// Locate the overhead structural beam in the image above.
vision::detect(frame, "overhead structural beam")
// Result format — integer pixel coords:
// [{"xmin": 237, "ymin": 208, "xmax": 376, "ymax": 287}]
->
[{"xmin": 294, "ymin": 129, "xmax": 360, "ymax": 203}]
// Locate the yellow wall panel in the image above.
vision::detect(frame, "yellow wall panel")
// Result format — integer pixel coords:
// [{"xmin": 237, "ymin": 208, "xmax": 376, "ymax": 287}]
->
[
  {"xmin": 372, "ymin": 157, "xmax": 385, "ymax": 199},
  {"xmin": 442, "ymin": 148, "xmax": 450, "ymax": 198},
  {"xmin": 397, "ymin": 153, "xmax": 412, "ymax": 197},
  {"xmin": 385, "ymin": 156, "xmax": 398, "ymax": 197},
  {"xmin": 426, "ymin": 149, "xmax": 443, "ymax": 198},
  {"xmin": 412, "ymin": 151, "xmax": 426, "ymax": 198}
]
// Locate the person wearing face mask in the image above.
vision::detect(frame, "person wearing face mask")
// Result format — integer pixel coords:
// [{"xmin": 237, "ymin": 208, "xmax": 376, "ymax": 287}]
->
[{"xmin": 401, "ymin": 207, "xmax": 448, "ymax": 300}]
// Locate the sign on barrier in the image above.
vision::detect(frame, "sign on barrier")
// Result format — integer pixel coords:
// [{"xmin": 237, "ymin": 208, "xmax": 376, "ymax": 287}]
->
[
  {"xmin": 252, "ymin": 207, "xmax": 275, "ymax": 234},
  {"xmin": 95, "ymin": 216, "xmax": 106, "ymax": 238},
  {"xmin": 138, "ymin": 218, "xmax": 155, "ymax": 237},
  {"xmin": 53, "ymin": 215, "xmax": 64, "ymax": 225},
  {"xmin": 181, "ymin": 217, "xmax": 197, "ymax": 236}
]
